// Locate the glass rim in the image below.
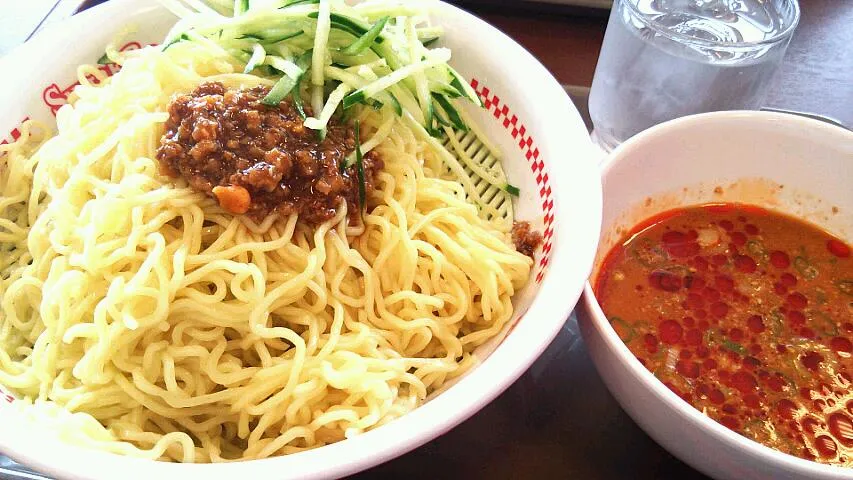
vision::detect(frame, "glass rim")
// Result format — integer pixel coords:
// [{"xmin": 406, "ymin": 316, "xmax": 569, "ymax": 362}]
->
[{"xmin": 621, "ymin": 0, "xmax": 801, "ymax": 49}]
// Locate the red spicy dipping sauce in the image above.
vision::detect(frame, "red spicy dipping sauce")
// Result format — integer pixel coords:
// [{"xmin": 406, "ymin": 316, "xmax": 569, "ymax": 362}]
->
[{"xmin": 595, "ymin": 203, "xmax": 853, "ymax": 466}]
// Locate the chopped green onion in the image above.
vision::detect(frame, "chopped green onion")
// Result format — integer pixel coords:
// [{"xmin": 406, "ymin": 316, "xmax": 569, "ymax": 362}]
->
[
  {"xmin": 422, "ymin": 37, "xmax": 439, "ymax": 48},
  {"xmin": 837, "ymin": 279, "xmax": 853, "ymax": 296},
  {"xmin": 721, "ymin": 339, "xmax": 747, "ymax": 356},
  {"xmin": 503, "ymin": 183, "xmax": 520, "ymax": 196},
  {"xmin": 341, "ymin": 16, "xmax": 388, "ymax": 56},
  {"xmin": 629, "ymin": 238, "xmax": 668, "ymax": 268},
  {"xmin": 794, "ymin": 256, "xmax": 818, "ymax": 280},
  {"xmin": 97, "ymin": 53, "xmax": 111, "ymax": 65},
  {"xmin": 746, "ymin": 240, "xmax": 769, "ymax": 264},
  {"xmin": 808, "ymin": 311, "xmax": 838, "ymax": 336},
  {"xmin": 234, "ymin": 0, "xmax": 249, "ymax": 15},
  {"xmin": 769, "ymin": 309, "xmax": 785, "ymax": 337},
  {"xmin": 609, "ymin": 316, "xmax": 635, "ymax": 343}
]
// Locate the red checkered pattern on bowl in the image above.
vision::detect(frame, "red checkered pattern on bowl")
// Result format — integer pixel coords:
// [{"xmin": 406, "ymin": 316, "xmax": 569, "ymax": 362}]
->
[{"xmin": 470, "ymin": 79, "xmax": 554, "ymax": 284}]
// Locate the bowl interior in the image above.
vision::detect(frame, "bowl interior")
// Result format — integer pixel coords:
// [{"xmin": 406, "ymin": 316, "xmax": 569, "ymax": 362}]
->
[
  {"xmin": 585, "ymin": 111, "xmax": 853, "ymax": 479},
  {"xmin": 0, "ymin": 0, "xmax": 601, "ymax": 478}
]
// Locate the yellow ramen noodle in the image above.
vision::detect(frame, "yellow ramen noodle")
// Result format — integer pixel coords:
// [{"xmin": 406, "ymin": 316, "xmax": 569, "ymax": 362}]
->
[{"xmin": 0, "ymin": 41, "xmax": 532, "ymax": 462}]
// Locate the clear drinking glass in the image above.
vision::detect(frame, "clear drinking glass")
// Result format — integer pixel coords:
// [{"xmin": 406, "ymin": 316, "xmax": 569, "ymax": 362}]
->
[{"xmin": 588, "ymin": 0, "xmax": 800, "ymax": 152}]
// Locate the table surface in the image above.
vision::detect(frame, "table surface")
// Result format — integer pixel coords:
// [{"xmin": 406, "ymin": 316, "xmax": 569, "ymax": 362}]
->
[{"xmin": 1, "ymin": 1, "xmax": 851, "ymax": 479}]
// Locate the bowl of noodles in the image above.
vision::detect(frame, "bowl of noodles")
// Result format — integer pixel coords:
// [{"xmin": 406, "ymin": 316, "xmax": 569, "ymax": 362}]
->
[{"xmin": 0, "ymin": 0, "xmax": 601, "ymax": 478}]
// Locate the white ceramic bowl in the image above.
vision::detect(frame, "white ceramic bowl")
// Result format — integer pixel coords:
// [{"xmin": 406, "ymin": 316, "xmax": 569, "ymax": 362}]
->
[
  {"xmin": 0, "ymin": 1, "xmax": 602, "ymax": 479},
  {"xmin": 577, "ymin": 111, "xmax": 853, "ymax": 480}
]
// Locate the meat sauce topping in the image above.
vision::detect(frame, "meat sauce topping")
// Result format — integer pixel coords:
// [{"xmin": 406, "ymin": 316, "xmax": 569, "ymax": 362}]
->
[
  {"xmin": 595, "ymin": 203, "xmax": 853, "ymax": 466},
  {"xmin": 156, "ymin": 82, "xmax": 382, "ymax": 224},
  {"xmin": 512, "ymin": 221, "xmax": 543, "ymax": 258}
]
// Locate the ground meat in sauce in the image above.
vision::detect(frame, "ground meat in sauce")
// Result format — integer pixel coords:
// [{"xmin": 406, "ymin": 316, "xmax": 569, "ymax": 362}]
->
[
  {"xmin": 512, "ymin": 221, "xmax": 543, "ymax": 258},
  {"xmin": 156, "ymin": 82, "xmax": 383, "ymax": 225}
]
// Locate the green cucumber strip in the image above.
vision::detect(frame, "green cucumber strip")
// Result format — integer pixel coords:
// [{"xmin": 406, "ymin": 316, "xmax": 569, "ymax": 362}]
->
[
  {"xmin": 448, "ymin": 66, "xmax": 482, "ymax": 107},
  {"xmin": 292, "ymin": 85, "xmax": 306, "ymax": 118},
  {"xmin": 503, "ymin": 183, "xmax": 520, "ymax": 196},
  {"xmin": 267, "ymin": 31, "xmax": 303, "ymax": 43},
  {"xmin": 291, "ymin": 49, "xmax": 314, "ymax": 118},
  {"xmin": 308, "ymin": 12, "xmax": 385, "ymax": 44},
  {"xmin": 432, "ymin": 94, "xmax": 467, "ymax": 131},
  {"xmin": 235, "ymin": 0, "xmax": 249, "ymax": 15},
  {"xmin": 431, "ymin": 80, "xmax": 463, "ymax": 98},
  {"xmin": 341, "ymin": 16, "xmax": 388, "ymax": 56},
  {"xmin": 162, "ymin": 33, "xmax": 189, "ymax": 51},
  {"xmin": 341, "ymin": 50, "xmax": 451, "ymax": 110},
  {"xmin": 416, "ymin": 26, "xmax": 444, "ymax": 39},
  {"xmin": 432, "ymin": 103, "xmax": 453, "ymax": 129},
  {"xmin": 339, "ymin": 106, "xmax": 352, "ymax": 124},
  {"xmin": 342, "ymin": 90, "xmax": 366, "ymax": 109},
  {"xmin": 296, "ymin": 48, "xmax": 314, "ymax": 70},
  {"xmin": 237, "ymin": 30, "xmax": 302, "ymax": 43},
  {"xmin": 355, "ymin": 120, "xmax": 366, "ymax": 209},
  {"xmin": 265, "ymin": 55, "xmax": 304, "ymax": 81},
  {"xmin": 261, "ymin": 75, "xmax": 297, "ymax": 106},
  {"xmin": 243, "ymin": 43, "xmax": 266, "ymax": 74},
  {"xmin": 263, "ymin": 31, "xmax": 304, "ymax": 44},
  {"xmin": 280, "ymin": 0, "xmax": 319, "ymax": 7},
  {"xmin": 305, "ymin": 83, "xmax": 351, "ymax": 130},
  {"xmin": 387, "ymin": 91, "xmax": 403, "ymax": 116}
]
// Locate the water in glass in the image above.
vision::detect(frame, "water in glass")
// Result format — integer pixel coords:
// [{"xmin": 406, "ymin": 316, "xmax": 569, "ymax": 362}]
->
[{"xmin": 589, "ymin": 0, "xmax": 799, "ymax": 151}]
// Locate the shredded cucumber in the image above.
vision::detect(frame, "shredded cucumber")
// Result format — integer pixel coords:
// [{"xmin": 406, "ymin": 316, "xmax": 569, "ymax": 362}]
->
[
  {"xmin": 341, "ymin": 16, "xmax": 388, "ymax": 55},
  {"xmin": 242, "ymin": 43, "xmax": 265, "ymax": 73},
  {"xmin": 160, "ymin": 0, "xmax": 517, "ymax": 228},
  {"xmin": 342, "ymin": 49, "xmax": 451, "ymax": 109},
  {"xmin": 305, "ymin": 83, "xmax": 351, "ymax": 130}
]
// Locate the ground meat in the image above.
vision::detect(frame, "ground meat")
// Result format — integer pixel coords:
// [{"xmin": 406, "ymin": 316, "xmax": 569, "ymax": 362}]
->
[
  {"xmin": 512, "ymin": 221, "xmax": 543, "ymax": 258},
  {"xmin": 156, "ymin": 82, "xmax": 383, "ymax": 225}
]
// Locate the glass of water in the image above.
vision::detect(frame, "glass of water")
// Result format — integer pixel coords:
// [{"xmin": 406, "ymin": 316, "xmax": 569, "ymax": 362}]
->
[{"xmin": 589, "ymin": 0, "xmax": 800, "ymax": 151}]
